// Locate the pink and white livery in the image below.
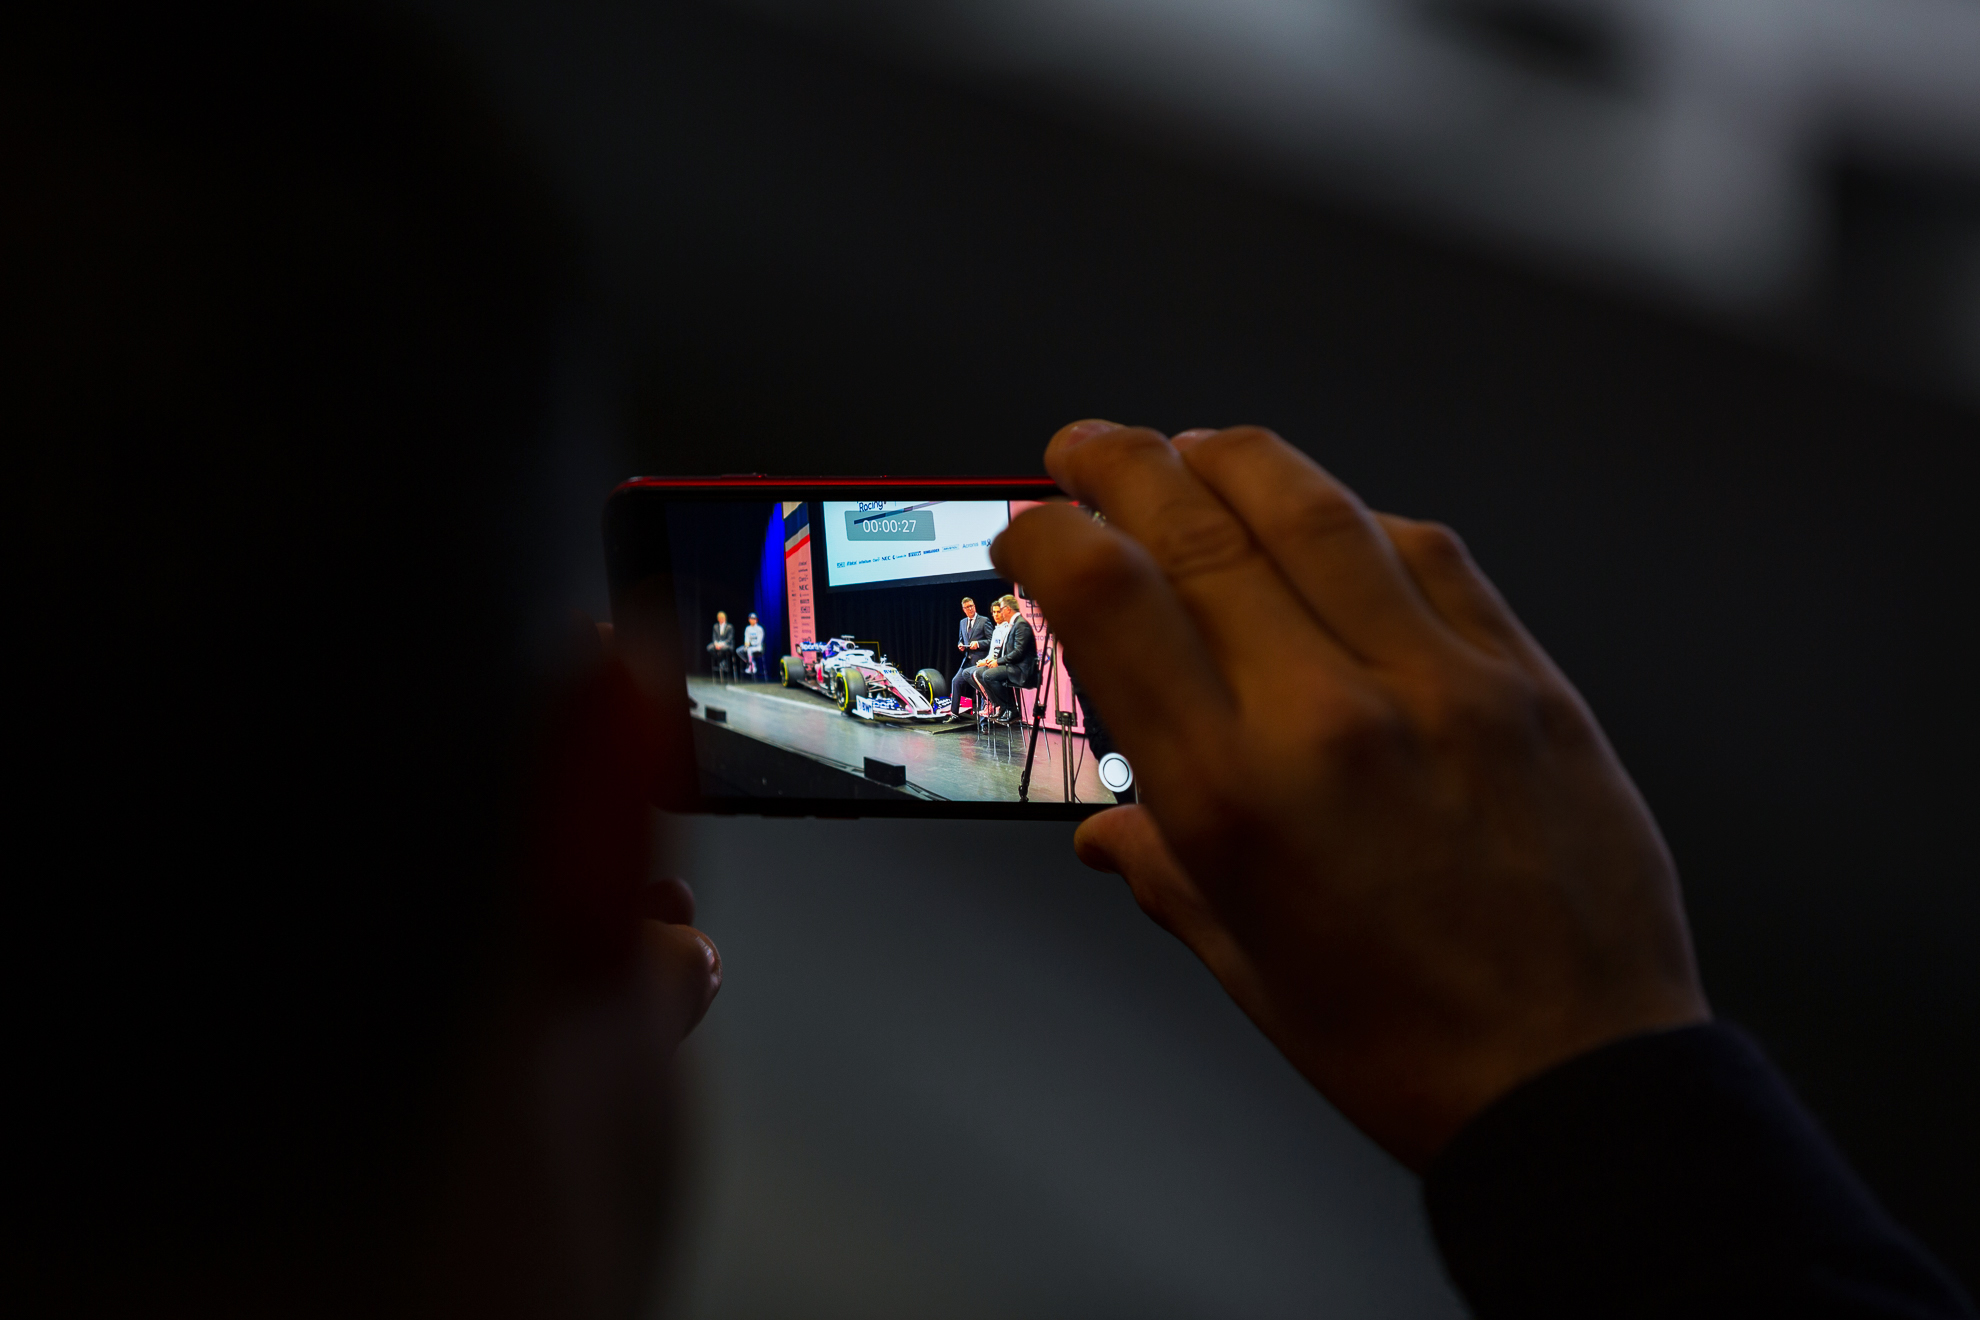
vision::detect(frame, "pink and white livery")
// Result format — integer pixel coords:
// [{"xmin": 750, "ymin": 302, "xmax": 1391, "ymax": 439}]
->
[{"xmin": 780, "ymin": 636, "xmax": 953, "ymax": 722}]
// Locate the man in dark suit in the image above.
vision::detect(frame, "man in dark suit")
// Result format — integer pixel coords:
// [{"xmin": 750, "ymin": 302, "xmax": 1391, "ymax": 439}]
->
[
  {"xmin": 951, "ymin": 596, "xmax": 994, "ymax": 717},
  {"xmin": 976, "ymin": 595, "xmax": 1037, "ymax": 724},
  {"xmin": 706, "ymin": 611, "xmax": 735, "ymax": 676}
]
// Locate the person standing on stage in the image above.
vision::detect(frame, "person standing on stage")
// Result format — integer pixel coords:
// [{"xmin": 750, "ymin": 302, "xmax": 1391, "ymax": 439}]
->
[
  {"xmin": 951, "ymin": 596, "xmax": 995, "ymax": 718},
  {"xmin": 976, "ymin": 595, "xmax": 1038, "ymax": 725},
  {"xmin": 741, "ymin": 612, "xmax": 765, "ymax": 679}
]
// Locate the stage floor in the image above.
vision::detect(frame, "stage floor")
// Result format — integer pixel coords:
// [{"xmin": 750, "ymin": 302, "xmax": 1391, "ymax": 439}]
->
[{"xmin": 687, "ymin": 677, "xmax": 1115, "ymax": 804}]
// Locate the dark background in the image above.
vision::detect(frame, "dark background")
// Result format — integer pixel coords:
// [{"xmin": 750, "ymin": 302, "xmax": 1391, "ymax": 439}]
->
[
  {"xmin": 665, "ymin": 500, "xmax": 788, "ymax": 676},
  {"xmin": 409, "ymin": 0, "xmax": 1979, "ymax": 1312}
]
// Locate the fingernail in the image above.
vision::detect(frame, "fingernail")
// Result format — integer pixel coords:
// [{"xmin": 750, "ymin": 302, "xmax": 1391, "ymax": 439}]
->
[
  {"xmin": 1172, "ymin": 428, "xmax": 1217, "ymax": 452},
  {"xmin": 698, "ymin": 931, "xmax": 722, "ymax": 992},
  {"xmin": 1056, "ymin": 418, "xmax": 1122, "ymax": 448}
]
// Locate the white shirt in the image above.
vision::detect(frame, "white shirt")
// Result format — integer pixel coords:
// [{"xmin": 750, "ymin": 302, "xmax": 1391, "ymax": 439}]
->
[
  {"xmin": 986, "ymin": 617, "xmax": 1013, "ymax": 663},
  {"xmin": 743, "ymin": 623, "xmax": 765, "ymax": 650}
]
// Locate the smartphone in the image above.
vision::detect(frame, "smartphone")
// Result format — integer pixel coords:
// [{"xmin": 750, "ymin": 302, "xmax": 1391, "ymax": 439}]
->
[{"xmin": 604, "ymin": 477, "xmax": 1137, "ymax": 819}]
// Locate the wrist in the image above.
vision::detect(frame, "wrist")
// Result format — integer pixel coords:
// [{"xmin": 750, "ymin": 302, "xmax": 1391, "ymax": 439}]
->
[{"xmin": 1331, "ymin": 996, "xmax": 1714, "ymax": 1173}]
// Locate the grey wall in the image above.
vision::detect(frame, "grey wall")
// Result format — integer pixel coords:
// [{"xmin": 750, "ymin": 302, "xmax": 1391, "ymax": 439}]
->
[{"xmin": 664, "ymin": 815, "xmax": 1465, "ymax": 1320}]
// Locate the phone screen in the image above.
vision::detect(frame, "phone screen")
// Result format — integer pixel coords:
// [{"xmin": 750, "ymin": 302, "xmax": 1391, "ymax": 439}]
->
[{"xmin": 605, "ymin": 481, "xmax": 1135, "ymax": 818}]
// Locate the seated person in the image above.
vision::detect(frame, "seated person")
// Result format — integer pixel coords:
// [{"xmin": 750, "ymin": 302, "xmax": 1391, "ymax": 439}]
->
[
  {"xmin": 974, "ymin": 595, "xmax": 1037, "ymax": 724},
  {"xmin": 741, "ymin": 612, "xmax": 765, "ymax": 677},
  {"xmin": 962, "ymin": 599, "xmax": 1014, "ymax": 718},
  {"xmin": 706, "ymin": 610, "xmax": 734, "ymax": 673}
]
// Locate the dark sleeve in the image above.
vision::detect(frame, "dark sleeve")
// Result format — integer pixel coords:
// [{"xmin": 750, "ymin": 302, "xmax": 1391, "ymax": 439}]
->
[{"xmin": 1424, "ymin": 1023, "xmax": 1973, "ymax": 1320}]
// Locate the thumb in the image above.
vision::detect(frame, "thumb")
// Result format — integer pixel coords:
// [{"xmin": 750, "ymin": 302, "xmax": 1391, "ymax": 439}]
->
[
  {"xmin": 1074, "ymin": 805, "xmax": 1205, "ymax": 942},
  {"xmin": 641, "ymin": 920, "xmax": 722, "ymax": 1044},
  {"xmin": 1075, "ymin": 807, "xmax": 1275, "ymax": 1024}
]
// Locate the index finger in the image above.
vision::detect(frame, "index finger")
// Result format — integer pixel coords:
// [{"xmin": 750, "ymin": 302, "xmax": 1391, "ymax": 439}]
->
[
  {"xmin": 1175, "ymin": 427, "xmax": 1459, "ymax": 671},
  {"xmin": 991, "ymin": 502, "xmax": 1232, "ymax": 782},
  {"xmin": 1043, "ymin": 423, "xmax": 1351, "ymax": 701}
]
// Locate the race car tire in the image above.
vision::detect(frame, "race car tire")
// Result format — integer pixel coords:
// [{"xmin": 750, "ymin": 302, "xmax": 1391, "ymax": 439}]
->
[
  {"xmin": 913, "ymin": 668, "xmax": 948, "ymax": 701},
  {"xmin": 837, "ymin": 670, "xmax": 867, "ymax": 716},
  {"xmin": 780, "ymin": 655, "xmax": 798, "ymax": 687}
]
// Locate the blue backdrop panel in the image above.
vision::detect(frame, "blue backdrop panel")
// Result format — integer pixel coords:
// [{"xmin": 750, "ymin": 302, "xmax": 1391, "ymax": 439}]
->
[{"xmin": 753, "ymin": 502, "xmax": 786, "ymax": 664}]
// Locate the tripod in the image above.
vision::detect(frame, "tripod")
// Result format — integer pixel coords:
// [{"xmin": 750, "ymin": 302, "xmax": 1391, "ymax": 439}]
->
[
  {"xmin": 1017, "ymin": 633, "xmax": 1055, "ymax": 804},
  {"xmin": 1018, "ymin": 596, "xmax": 1090, "ymax": 804}
]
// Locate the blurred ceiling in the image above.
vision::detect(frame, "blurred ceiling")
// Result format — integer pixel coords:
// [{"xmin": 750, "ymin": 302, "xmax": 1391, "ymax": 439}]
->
[{"xmin": 734, "ymin": 0, "xmax": 1980, "ymax": 392}]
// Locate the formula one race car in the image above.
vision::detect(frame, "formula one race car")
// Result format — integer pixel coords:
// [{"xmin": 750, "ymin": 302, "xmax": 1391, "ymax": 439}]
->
[{"xmin": 780, "ymin": 636, "xmax": 953, "ymax": 722}]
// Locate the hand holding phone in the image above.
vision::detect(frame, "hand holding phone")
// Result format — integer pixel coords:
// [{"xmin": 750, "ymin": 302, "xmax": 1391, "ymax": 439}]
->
[{"xmin": 990, "ymin": 421, "xmax": 1709, "ymax": 1171}]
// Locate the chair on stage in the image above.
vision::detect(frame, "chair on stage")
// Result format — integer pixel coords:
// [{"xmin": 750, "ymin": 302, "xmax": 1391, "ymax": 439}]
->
[{"xmin": 974, "ymin": 668, "xmax": 1041, "ymax": 735}]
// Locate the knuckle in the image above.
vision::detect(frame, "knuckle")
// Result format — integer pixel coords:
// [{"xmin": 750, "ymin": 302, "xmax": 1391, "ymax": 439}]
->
[
  {"xmin": 1531, "ymin": 678, "xmax": 1598, "ymax": 747},
  {"xmin": 1100, "ymin": 426, "xmax": 1174, "ymax": 458},
  {"xmin": 1145, "ymin": 501, "xmax": 1258, "ymax": 581},
  {"xmin": 1282, "ymin": 485, "xmax": 1371, "ymax": 550},
  {"xmin": 1184, "ymin": 425, "xmax": 1296, "ymax": 485},
  {"xmin": 1195, "ymin": 424, "xmax": 1286, "ymax": 459},
  {"xmin": 1413, "ymin": 663, "xmax": 1547, "ymax": 748},
  {"xmin": 1300, "ymin": 690, "xmax": 1410, "ymax": 768},
  {"xmin": 1396, "ymin": 519, "xmax": 1470, "ymax": 570}
]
